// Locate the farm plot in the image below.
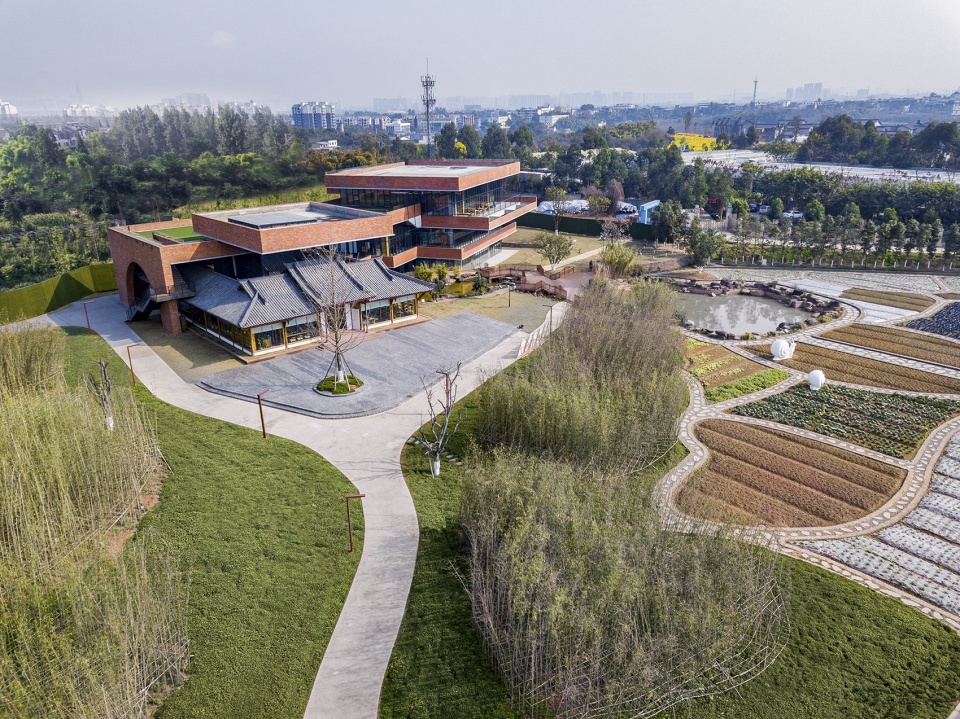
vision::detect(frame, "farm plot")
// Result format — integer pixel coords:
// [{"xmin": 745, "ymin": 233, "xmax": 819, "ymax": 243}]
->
[
  {"xmin": 685, "ymin": 339, "xmax": 788, "ymax": 402},
  {"xmin": 730, "ymin": 384, "xmax": 960, "ymax": 458},
  {"xmin": 752, "ymin": 342, "xmax": 960, "ymax": 394},
  {"xmin": 676, "ymin": 419, "xmax": 905, "ymax": 527},
  {"xmin": 797, "ymin": 441, "xmax": 960, "ymax": 617},
  {"xmin": 939, "ymin": 293, "xmax": 960, "ymax": 300},
  {"xmin": 905, "ymin": 302, "xmax": 960, "ymax": 340},
  {"xmin": 840, "ymin": 288, "xmax": 936, "ymax": 312},
  {"xmin": 821, "ymin": 324, "xmax": 960, "ymax": 369}
]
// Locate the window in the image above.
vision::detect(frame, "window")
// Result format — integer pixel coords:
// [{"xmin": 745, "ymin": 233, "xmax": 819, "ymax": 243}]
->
[
  {"xmin": 392, "ymin": 295, "xmax": 416, "ymax": 320},
  {"xmin": 286, "ymin": 315, "xmax": 320, "ymax": 344},
  {"xmin": 253, "ymin": 323, "xmax": 285, "ymax": 351},
  {"xmin": 364, "ymin": 299, "xmax": 391, "ymax": 326}
]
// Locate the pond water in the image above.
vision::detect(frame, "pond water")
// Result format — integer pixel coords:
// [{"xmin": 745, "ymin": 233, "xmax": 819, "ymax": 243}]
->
[{"xmin": 673, "ymin": 292, "xmax": 811, "ymax": 335}]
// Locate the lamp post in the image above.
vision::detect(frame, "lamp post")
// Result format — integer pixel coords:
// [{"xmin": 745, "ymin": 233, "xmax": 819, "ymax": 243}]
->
[
  {"xmin": 345, "ymin": 493, "xmax": 366, "ymax": 553},
  {"xmin": 82, "ymin": 300, "xmax": 95, "ymax": 334},
  {"xmin": 125, "ymin": 343, "xmax": 141, "ymax": 386},
  {"xmin": 257, "ymin": 389, "xmax": 270, "ymax": 438}
]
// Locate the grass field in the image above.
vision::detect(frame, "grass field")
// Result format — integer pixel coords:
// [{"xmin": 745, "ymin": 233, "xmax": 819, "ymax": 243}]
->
[
  {"xmin": 686, "ymin": 339, "xmax": 789, "ymax": 402},
  {"xmin": 752, "ymin": 342, "xmax": 960, "ymax": 394},
  {"xmin": 61, "ymin": 327, "xmax": 362, "ymax": 719},
  {"xmin": 387, "ymin": 396, "xmax": 960, "ymax": 718},
  {"xmin": 820, "ymin": 323, "xmax": 960, "ymax": 369},
  {"xmin": 731, "ymin": 384, "xmax": 960, "ymax": 459},
  {"xmin": 678, "ymin": 419, "xmax": 906, "ymax": 527},
  {"xmin": 840, "ymin": 288, "xmax": 936, "ymax": 312}
]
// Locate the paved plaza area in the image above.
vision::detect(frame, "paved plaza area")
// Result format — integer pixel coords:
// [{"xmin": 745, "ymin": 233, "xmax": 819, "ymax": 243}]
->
[{"xmin": 197, "ymin": 313, "xmax": 520, "ymax": 418}]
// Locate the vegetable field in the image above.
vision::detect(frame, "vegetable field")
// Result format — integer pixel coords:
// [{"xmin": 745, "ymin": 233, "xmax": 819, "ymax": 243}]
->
[
  {"xmin": 753, "ymin": 342, "xmax": 960, "ymax": 394},
  {"xmin": 905, "ymin": 301, "xmax": 960, "ymax": 340},
  {"xmin": 731, "ymin": 385, "xmax": 960, "ymax": 458},
  {"xmin": 839, "ymin": 288, "xmax": 935, "ymax": 312},
  {"xmin": 677, "ymin": 419, "xmax": 905, "ymax": 527},
  {"xmin": 686, "ymin": 339, "xmax": 788, "ymax": 402},
  {"xmin": 820, "ymin": 323, "xmax": 960, "ymax": 368}
]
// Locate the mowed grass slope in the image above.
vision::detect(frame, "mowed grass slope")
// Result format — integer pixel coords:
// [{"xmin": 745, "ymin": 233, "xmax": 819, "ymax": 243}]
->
[
  {"xmin": 821, "ymin": 324, "xmax": 960, "ymax": 369},
  {"xmin": 678, "ymin": 419, "xmax": 906, "ymax": 527},
  {"xmin": 62, "ymin": 328, "xmax": 362, "ymax": 719},
  {"xmin": 840, "ymin": 288, "xmax": 936, "ymax": 312},
  {"xmin": 753, "ymin": 342, "xmax": 960, "ymax": 394}
]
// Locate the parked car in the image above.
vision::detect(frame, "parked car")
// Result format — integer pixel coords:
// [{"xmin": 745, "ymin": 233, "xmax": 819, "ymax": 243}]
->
[
  {"xmin": 758, "ymin": 204, "xmax": 771, "ymax": 214},
  {"xmin": 748, "ymin": 202, "xmax": 759, "ymax": 212},
  {"xmin": 783, "ymin": 210, "xmax": 804, "ymax": 220}
]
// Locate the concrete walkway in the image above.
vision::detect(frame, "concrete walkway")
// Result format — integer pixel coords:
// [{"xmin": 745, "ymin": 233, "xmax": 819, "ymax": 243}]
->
[{"xmin": 33, "ymin": 294, "xmax": 525, "ymax": 719}]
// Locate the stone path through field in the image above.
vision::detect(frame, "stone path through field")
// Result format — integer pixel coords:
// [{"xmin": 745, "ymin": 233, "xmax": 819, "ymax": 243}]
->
[
  {"xmin": 26, "ymin": 294, "xmax": 570, "ymax": 719},
  {"xmin": 658, "ymin": 272, "xmax": 960, "ymax": 650}
]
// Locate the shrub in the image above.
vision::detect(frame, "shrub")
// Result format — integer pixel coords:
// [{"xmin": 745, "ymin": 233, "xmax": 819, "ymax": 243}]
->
[{"xmin": 414, "ymin": 263, "xmax": 435, "ymax": 282}]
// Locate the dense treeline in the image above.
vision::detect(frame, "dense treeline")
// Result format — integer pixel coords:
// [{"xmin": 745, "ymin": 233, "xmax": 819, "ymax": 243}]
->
[
  {"xmin": 465, "ymin": 282, "xmax": 788, "ymax": 718},
  {"xmin": 798, "ymin": 114, "xmax": 960, "ymax": 168}
]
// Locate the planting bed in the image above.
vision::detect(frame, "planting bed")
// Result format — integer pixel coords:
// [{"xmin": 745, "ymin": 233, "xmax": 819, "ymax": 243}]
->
[
  {"xmin": 685, "ymin": 339, "xmax": 788, "ymax": 402},
  {"xmin": 939, "ymin": 293, "xmax": 960, "ymax": 300},
  {"xmin": 731, "ymin": 384, "xmax": 960, "ymax": 459},
  {"xmin": 820, "ymin": 323, "xmax": 960, "ymax": 369},
  {"xmin": 904, "ymin": 301, "xmax": 960, "ymax": 340},
  {"xmin": 839, "ymin": 288, "xmax": 935, "ymax": 312},
  {"xmin": 677, "ymin": 419, "xmax": 905, "ymax": 527},
  {"xmin": 752, "ymin": 342, "xmax": 960, "ymax": 394}
]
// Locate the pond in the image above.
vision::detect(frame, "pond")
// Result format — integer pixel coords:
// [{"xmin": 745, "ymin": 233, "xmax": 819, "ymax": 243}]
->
[{"xmin": 674, "ymin": 292, "xmax": 811, "ymax": 335}]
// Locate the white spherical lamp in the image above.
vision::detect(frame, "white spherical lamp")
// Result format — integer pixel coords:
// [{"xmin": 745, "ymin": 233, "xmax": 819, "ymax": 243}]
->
[{"xmin": 808, "ymin": 369, "xmax": 826, "ymax": 391}]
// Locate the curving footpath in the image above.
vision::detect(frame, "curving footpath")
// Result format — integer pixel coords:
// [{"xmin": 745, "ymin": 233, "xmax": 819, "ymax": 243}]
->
[{"xmin": 29, "ymin": 294, "xmax": 568, "ymax": 719}]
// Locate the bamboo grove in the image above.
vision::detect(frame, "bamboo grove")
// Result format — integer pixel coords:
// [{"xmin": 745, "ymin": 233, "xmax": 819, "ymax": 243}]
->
[
  {"xmin": 0, "ymin": 319, "xmax": 188, "ymax": 718},
  {"xmin": 465, "ymin": 282, "xmax": 790, "ymax": 718}
]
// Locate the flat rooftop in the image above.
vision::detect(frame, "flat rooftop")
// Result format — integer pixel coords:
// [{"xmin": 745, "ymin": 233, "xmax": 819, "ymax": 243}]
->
[
  {"xmin": 356, "ymin": 164, "xmax": 493, "ymax": 179},
  {"xmin": 227, "ymin": 207, "xmax": 348, "ymax": 229}
]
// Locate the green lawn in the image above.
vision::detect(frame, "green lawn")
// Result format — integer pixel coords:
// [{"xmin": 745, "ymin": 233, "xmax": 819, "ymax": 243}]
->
[
  {"xmin": 384, "ymin": 395, "xmax": 960, "ymax": 719},
  {"xmin": 62, "ymin": 327, "xmax": 362, "ymax": 719}
]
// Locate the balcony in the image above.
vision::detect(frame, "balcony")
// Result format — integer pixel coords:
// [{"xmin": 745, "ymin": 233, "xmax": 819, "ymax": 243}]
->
[{"xmin": 420, "ymin": 195, "xmax": 538, "ymax": 231}]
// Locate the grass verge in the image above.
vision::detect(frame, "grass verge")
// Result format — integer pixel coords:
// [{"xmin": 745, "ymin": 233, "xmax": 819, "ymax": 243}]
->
[{"xmin": 62, "ymin": 327, "xmax": 362, "ymax": 719}]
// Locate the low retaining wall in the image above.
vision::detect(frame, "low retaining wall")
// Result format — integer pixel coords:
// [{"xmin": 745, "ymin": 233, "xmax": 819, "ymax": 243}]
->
[{"xmin": 0, "ymin": 263, "xmax": 117, "ymax": 320}]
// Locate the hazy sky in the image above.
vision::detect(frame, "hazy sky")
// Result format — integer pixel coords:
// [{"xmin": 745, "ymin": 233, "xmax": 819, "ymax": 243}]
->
[{"xmin": 5, "ymin": 0, "xmax": 960, "ymax": 112}]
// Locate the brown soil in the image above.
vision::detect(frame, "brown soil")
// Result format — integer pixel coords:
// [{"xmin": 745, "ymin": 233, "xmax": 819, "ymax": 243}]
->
[
  {"xmin": 820, "ymin": 324, "xmax": 960, "ymax": 369},
  {"xmin": 840, "ymin": 288, "xmax": 935, "ymax": 312},
  {"xmin": 676, "ymin": 419, "xmax": 906, "ymax": 527},
  {"xmin": 751, "ymin": 342, "xmax": 960, "ymax": 394}
]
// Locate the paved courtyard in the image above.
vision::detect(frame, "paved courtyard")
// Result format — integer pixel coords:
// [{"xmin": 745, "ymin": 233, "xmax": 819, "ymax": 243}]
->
[{"xmin": 197, "ymin": 312, "xmax": 520, "ymax": 418}]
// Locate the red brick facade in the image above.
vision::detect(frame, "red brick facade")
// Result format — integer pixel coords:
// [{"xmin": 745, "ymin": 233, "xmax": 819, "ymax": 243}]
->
[{"xmin": 325, "ymin": 160, "xmax": 521, "ymax": 193}]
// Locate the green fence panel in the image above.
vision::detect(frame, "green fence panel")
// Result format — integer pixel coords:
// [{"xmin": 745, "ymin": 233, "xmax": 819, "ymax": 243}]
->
[
  {"xmin": 0, "ymin": 263, "xmax": 117, "ymax": 320},
  {"xmin": 518, "ymin": 212, "xmax": 654, "ymax": 241}
]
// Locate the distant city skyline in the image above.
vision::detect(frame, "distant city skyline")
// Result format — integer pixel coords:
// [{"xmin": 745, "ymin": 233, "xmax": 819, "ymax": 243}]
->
[{"xmin": 4, "ymin": 0, "xmax": 960, "ymax": 114}]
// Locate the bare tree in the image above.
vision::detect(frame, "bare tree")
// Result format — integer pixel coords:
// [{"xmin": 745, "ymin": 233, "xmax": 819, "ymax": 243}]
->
[
  {"xmin": 545, "ymin": 185, "xmax": 569, "ymax": 236},
  {"xmin": 83, "ymin": 357, "xmax": 114, "ymax": 431},
  {"xmin": 413, "ymin": 363, "xmax": 466, "ymax": 477},
  {"xmin": 299, "ymin": 246, "xmax": 365, "ymax": 393}
]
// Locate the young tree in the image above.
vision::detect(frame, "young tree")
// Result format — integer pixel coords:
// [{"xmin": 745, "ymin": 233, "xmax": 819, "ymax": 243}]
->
[
  {"xmin": 436, "ymin": 122, "xmax": 458, "ymax": 159},
  {"xmin": 860, "ymin": 219, "xmax": 877, "ymax": 259},
  {"xmin": 927, "ymin": 219, "xmax": 943, "ymax": 261},
  {"xmin": 944, "ymin": 223, "xmax": 960, "ymax": 262},
  {"xmin": 545, "ymin": 185, "xmax": 569, "ymax": 235},
  {"xmin": 687, "ymin": 228, "xmax": 726, "ymax": 268},
  {"xmin": 768, "ymin": 197, "xmax": 784, "ymax": 220},
  {"xmin": 414, "ymin": 363, "xmax": 466, "ymax": 477},
  {"xmin": 651, "ymin": 200, "xmax": 684, "ymax": 247},
  {"xmin": 533, "ymin": 231, "xmax": 575, "ymax": 267},
  {"xmin": 457, "ymin": 124, "xmax": 482, "ymax": 158},
  {"xmin": 606, "ymin": 179, "xmax": 624, "ymax": 213},
  {"xmin": 586, "ymin": 195, "xmax": 611, "ymax": 217}
]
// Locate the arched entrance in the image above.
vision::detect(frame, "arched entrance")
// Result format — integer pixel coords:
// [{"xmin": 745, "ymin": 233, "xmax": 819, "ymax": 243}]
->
[{"xmin": 126, "ymin": 262, "xmax": 157, "ymax": 319}]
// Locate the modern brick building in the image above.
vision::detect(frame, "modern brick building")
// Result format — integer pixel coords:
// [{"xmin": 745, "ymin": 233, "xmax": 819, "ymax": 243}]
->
[{"xmin": 107, "ymin": 160, "xmax": 536, "ymax": 355}]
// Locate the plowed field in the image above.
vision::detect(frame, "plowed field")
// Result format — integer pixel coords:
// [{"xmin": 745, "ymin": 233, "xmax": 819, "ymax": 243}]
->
[
  {"xmin": 752, "ymin": 342, "xmax": 960, "ymax": 394},
  {"xmin": 840, "ymin": 288, "xmax": 935, "ymax": 312},
  {"xmin": 820, "ymin": 324, "xmax": 960, "ymax": 369},
  {"xmin": 676, "ymin": 419, "xmax": 906, "ymax": 527}
]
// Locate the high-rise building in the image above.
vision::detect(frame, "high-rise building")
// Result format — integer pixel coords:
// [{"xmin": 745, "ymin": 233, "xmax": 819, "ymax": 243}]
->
[
  {"xmin": 0, "ymin": 99, "xmax": 18, "ymax": 116},
  {"xmin": 292, "ymin": 102, "xmax": 337, "ymax": 130}
]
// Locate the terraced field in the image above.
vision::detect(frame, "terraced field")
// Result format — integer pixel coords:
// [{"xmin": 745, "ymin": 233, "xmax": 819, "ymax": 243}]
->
[
  {"xmin": 677, "ymin": 419, "xmax": 906, "ymax": 527},
  {"xmin": 685, "ymin": 339, "xmax": 788, "ymax": 403},
  {"xmin": 840, "ymin": 288, "xmax": 936, "ymax": 312},
  {"xmin": 819, "ymin": 324, "xmax": 960, "ymax": 369},
  {"xmin": 904, "ymin": 301, "xmax": 960, "ymax": 340},
  {"xmin": 731, "ymin": 384, "xmax": 960, "ymax": 459},
  {"xmin": 752, "ymin": 342, "xmax": 960, "ymax": 394},
  {"xmin": 799, "ymin": 434, "xmax": 960, "ymax": 616}
]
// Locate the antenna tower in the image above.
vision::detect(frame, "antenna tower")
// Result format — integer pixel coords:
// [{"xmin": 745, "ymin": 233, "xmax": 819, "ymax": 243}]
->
[
  {"xmin": 752, "ymin": 78, "xmax": 758, "ymax": 108},
  {"xmin": 421, "ymin": 63, "xmax": 437, "ymax": 160}
]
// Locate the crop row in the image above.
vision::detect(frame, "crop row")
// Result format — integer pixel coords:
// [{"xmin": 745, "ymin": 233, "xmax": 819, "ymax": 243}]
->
[
  {"xmin": 679, "ymin": 469, "xmax": 824, "ymax": 527},
  {"xmin": 799, "ymin": 536, "xmax": 960, "ymax": 615},
  {"xmin": 731, "ymin": 385, "xmax": 960, "ymax": 458},
  {"xmin": 696, "ymin": 425, "xmax": 887, "ymax": 512},
  {"xmin": 931, "ymin": 474, "xmax": 960, "ymax": 501},
  {"xmin": 877, "ymin": 523, "xmax": 960, "ymax": 575},
  {"xmin": 761, "ymin": 342, "xmax": 960, "ymax": 394},
  {"xmin": 820, "ymin": 324, "xmax": 960, "ymax": 369},
  {"xmin": 922, "ymin": 492, "xmax": 960, "ymax": 521},
  {"xmin": 905, "ymin": 507, "xmax": 960, "ymax": 544},
  {"xmin": 697, "ymin": 420, "xmax": 904, "ymax": 495},
  {"xmin": 840, "ymin": 288, "xmax": 936, "ymax": 312},
  {"xmin": 940, "ymin": 457, "xmax": 960, "ymax": 481},
  {"xmin": 703, "ymin": 369, "xmax": 789, "ymax": 403},
  {"xmin": 905, "ymin": 302, "xmax": 960, "ymax": 340}
]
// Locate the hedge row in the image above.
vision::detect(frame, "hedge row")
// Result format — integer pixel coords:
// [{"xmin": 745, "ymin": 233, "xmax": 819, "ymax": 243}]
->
[
  {"xmin": 0, "ymin": 263, "xmax": 117, "ymax": 320},
  {"xmin": 517, "ymin": 211, "xmax": 655, "ymax": 241}
]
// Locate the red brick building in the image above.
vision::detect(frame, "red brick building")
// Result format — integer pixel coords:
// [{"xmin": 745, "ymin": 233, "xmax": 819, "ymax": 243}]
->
[{"xmin": 108, "ymin": 160, "xmax": 536, "ymax": 352}]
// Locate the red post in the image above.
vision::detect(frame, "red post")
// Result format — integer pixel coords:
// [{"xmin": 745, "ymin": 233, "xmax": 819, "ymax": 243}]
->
[
  {"xmin": 82, "ymin": 300, "xmax": 95, "ymax": 334},
  {"xmin": 126, "ymin": 342, "xmax": 141, "ymax": 386},
  {"xmin": 345, "ymin": 493, "xmax": 366, "ymax": 553},
  {"xmin": 257, "ymin": 390, "xmax": 270, "ymax": 438}
]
